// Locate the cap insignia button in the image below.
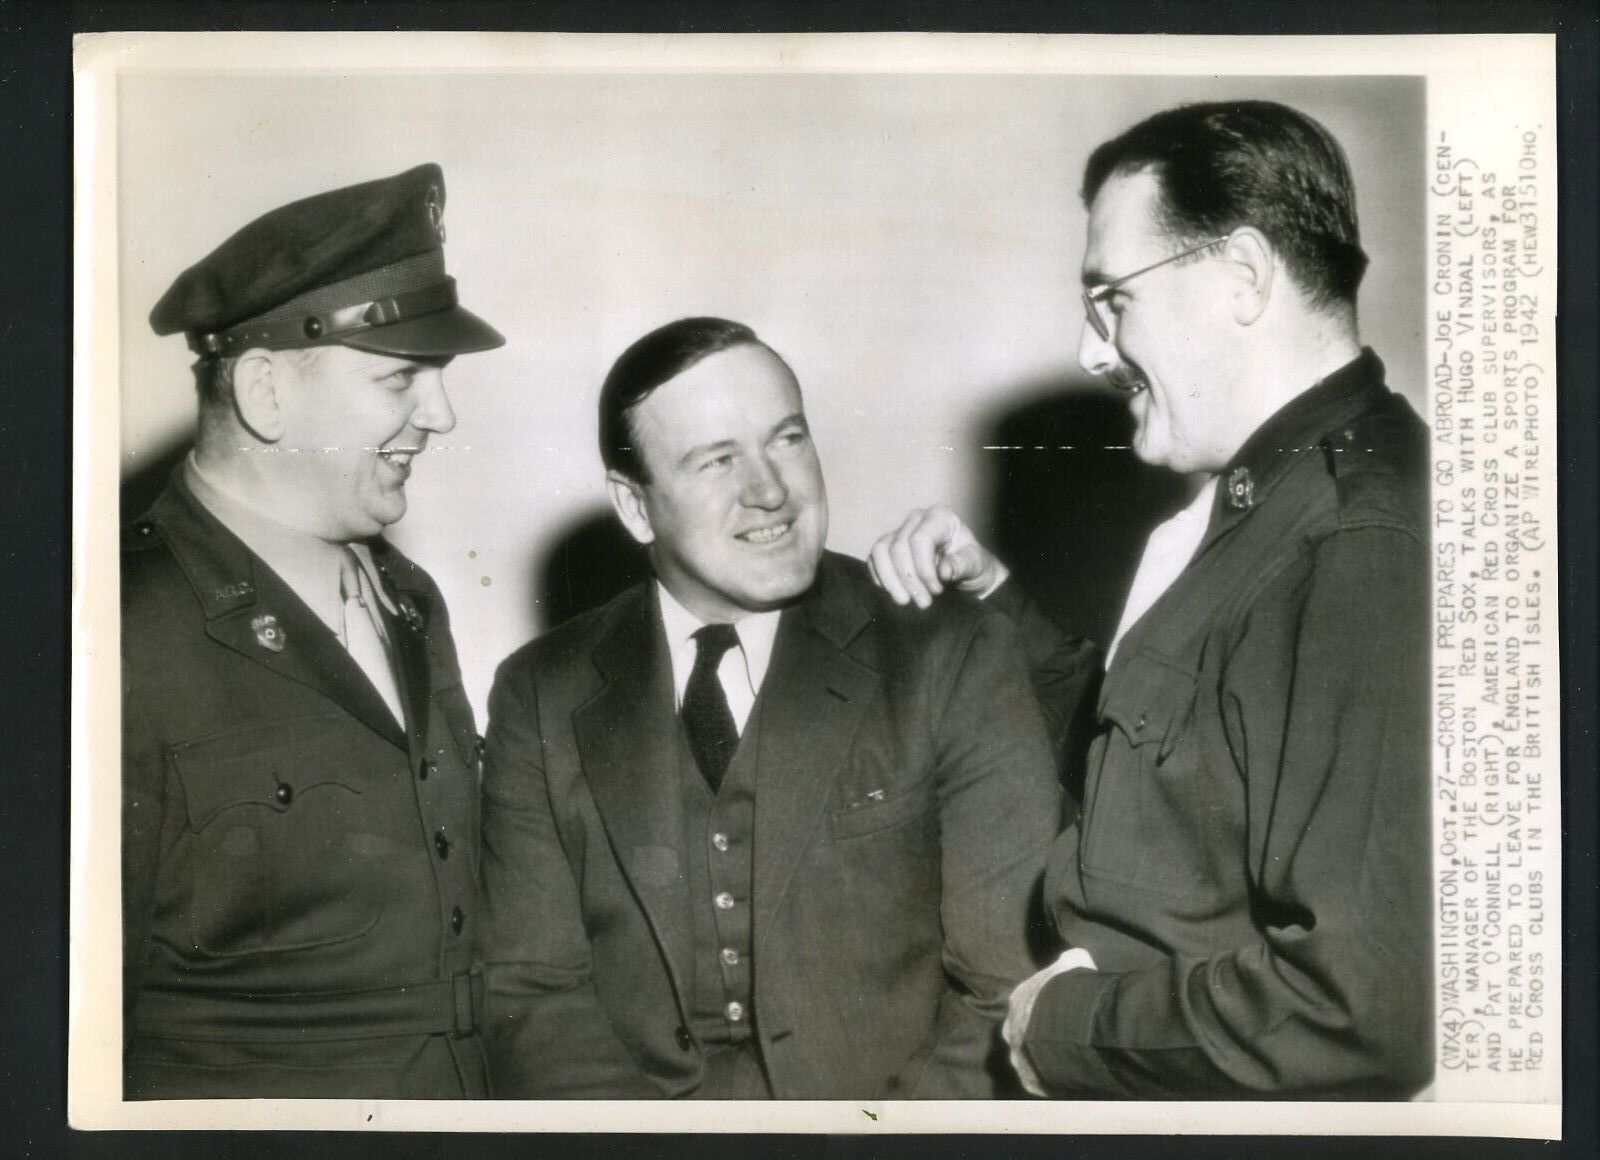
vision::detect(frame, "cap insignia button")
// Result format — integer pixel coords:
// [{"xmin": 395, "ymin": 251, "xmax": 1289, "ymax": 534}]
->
[
  {"xmin": 1226, "ymin": 466, "xmax": 1255, "ymax": 511},
  {"xmin": 251, "ymin": 613, "xmax": 287, "ymax": 652}
]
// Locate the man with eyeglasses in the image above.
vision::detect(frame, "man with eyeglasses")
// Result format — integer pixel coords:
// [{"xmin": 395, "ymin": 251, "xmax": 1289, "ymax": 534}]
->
[{"xmin": 869, "ymin": 101, "xmax": 1430, "ymax": 1098}]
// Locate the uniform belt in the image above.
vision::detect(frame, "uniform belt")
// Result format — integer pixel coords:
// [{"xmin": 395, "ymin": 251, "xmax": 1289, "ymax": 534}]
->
[{"xmin": 135, "ymin": 968, "xmax": 484, "ymax": 1043}]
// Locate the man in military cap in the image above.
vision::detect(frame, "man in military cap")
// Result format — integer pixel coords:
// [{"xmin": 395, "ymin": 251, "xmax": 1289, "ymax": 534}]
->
[
  {"xmin": 122, "ymin": 163, "xmax": 504, "ymax": 1098},
  {"xmin": 870, "ymin": 101, "xmax": 1432, "ymax": 1097}
]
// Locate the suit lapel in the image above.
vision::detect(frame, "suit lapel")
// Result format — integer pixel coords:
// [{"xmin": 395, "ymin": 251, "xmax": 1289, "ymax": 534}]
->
[
  {"xmin": 572, "ymin": 586, "xmax": 695, "ymax": 999},
  {"xmin": 155, "ymin": 476, "xmax": 409, "ymax": 751},
  {"xmin": 753, "ymin": 559, "xmax": 880, "ymax": 952}
]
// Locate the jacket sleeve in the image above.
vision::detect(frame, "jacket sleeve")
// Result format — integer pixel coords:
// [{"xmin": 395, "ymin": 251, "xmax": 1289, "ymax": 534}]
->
[
  {"xmin": 1022, "ymin": 525, "xmax": 1433, "ymax": 1097},
  {"xmin": 476, "ymin": 661, "xmax": 658, "ymax": 1099},
  {"xmin": 121, "ymin": 675, "xmax": 165, "ymax": 1059},
  {"xmin": 908, "ymin": 605, "xmax": 1065, "ymax": 1097},
  {"xmin": 984, "ymin": 581, "xmax": 1103, "ymax": 813}
]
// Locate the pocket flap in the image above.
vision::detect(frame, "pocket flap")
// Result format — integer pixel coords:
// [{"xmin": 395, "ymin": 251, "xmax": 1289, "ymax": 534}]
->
[
  {"xmin": 168, "ymin": 714, "xmax": 358, "ymax": 830},
  {"xmin": 1098, "ymin": 649, "xmax": 1198, "ymax": 758}
]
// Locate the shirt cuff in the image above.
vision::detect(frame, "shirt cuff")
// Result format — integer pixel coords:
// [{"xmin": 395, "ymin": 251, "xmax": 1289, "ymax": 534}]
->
[{"xmin": 1022, "ymin": 956, "xmax": 1121, "ymax": 1095}]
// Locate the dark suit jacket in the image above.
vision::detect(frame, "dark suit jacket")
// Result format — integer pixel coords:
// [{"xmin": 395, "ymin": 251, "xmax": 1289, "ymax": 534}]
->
[
  {"xmin": 121, "ymin": 471, "xmax": 487, "ymax": 1099},
  {"xmin": 478, "ymin": 552, "xmax": 1064, "ymax": 1099}
]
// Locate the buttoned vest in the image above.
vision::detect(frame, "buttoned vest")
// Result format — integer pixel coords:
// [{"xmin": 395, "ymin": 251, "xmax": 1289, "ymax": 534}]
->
[{"xmin": 679, "ymin": 700, "xmax": 763, "ymax": 1048}]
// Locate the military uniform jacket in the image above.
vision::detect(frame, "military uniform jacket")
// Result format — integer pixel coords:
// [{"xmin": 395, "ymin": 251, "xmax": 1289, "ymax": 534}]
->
[
  {"xmin": 121, "ymin": 471, "xmax": 487, "ymax": 1099},
  {"xmin": 478, "ymin": 553, "xmax": 1065, "ymax": 1099},
  {"xmin": 1023, "ymin": 351, "xmax": 1433, "ymax": 1098}
]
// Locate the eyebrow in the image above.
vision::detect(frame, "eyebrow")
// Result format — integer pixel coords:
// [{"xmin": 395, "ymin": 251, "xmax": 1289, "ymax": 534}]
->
[
  {"xmin": 676, "ymin": 439, "xmax": 738, "ymax": 470},
  {"xmin": 673, "ymin": 413, "xmax": 809, "ymax": 470},
  {"xmin": 350, "ymin": 355, "xmax": 453, "ymax": 376}
]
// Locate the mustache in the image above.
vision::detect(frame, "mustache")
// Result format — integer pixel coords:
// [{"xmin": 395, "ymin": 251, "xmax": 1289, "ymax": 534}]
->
[{"xmin": 1105, "ymin": 360, "xmax": 1148, "ymax": 394}]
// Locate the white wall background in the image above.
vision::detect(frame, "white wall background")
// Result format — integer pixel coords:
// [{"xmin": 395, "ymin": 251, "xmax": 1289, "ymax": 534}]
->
[{"xmin": 117, "ymin": 70, "xmax": 1425, "ymax": 721}]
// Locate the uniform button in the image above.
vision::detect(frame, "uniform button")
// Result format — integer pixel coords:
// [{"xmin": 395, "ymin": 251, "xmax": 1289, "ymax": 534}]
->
[
  {"xmin": 714, "ymin": 891, "xmax": 735, "ymax": 911},
  {"xmin": 720, "ymin": 947, "xmax": 740, "ymax": 967},
  {"xmin": 435, "ymin": 829, "xmax": 451, "ymax": 859},
  {"xmin": 420, "ymin": 759, "xmax": 436, "ymax": 780},
  {"xmin": 451, "ymin": 905, "xmax": 465, "ymax": 934},
  {"xmin": 1135, "ymin": 712, "xmax": 1147, "ymax": 731},
  {"xmin": 136, "ymin": 521, "xmax": 153, "ymax": 536},
  {"xmin": 273, "ymin": 781, "xmax": 293, "ymax": 805},
  {"xmin": 725, "ymin": 1001, "xmax": 745, "ymax": 1023},
  {"xmin": 711, "ymin": 832, "xmax": 730, "ymax": 852},
  {"xmin": 675, "ymin": 1025, "xmax": 694, "ymax": 1052}
]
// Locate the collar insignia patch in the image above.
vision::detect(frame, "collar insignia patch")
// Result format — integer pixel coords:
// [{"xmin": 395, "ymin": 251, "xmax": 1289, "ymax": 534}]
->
[
  {"xmin": 251, "ymin": 613, "xmax": 287, "ymax": 653},
  {"xmin": 1226, "ymin": 466, "xmax": 1256, "ymax": 511}
]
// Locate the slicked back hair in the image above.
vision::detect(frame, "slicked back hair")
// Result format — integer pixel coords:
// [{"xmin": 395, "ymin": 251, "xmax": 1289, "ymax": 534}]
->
[
  {"xmin": 1083, "ymin": 100, "xmax": 1369, "ymax": 311},
  {"xmin": 599, "ymin": 317, "xmax": 785, "ymax": 482}
]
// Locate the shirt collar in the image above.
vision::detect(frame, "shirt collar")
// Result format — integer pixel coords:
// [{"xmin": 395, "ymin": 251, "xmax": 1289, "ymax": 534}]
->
[
  {"xmin": 184, "ymin": 453, "xmax": 395, "ymax": 634},
  {"xmin": 655, "ymin": 580, "xmax": 783, "ymax": 707}
]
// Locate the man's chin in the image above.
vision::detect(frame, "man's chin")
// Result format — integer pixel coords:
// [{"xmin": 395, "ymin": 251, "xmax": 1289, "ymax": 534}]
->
[{"xmin": 743, "ymin": 554, "xmax": 824, "ymax": 610}]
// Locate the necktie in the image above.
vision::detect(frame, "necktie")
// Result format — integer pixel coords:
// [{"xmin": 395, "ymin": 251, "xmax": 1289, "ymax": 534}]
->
[
  {"xmin": 683, "ymin": 624, "xmax": 741, "ymax": 792},
  {"xmin": 338, "ymin": 546, "xmax": 407, "ymax": 728}
]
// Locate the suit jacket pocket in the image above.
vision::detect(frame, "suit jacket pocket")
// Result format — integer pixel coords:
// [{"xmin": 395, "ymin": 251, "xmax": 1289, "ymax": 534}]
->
[
  {"xmin": 827, "ymin": 781, "xmax": 934, "ymax": 840},
  {"xmin": 168, "ymin": 716, "xmax": 385, "ymax": 956}
]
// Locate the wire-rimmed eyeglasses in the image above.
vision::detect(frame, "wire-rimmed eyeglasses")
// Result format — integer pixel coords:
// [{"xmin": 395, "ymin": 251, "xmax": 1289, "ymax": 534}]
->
[{"xmin": 1081, "ymin": 235, "xmax": 1232, "ymax": 343}]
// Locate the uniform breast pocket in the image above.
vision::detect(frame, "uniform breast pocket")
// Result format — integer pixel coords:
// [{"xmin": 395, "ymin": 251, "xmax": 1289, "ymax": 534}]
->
[
  {"xmin": 168, "ymin": 716, "xmax": 389, "ymax": 957},
  {"xmin": 1079, "ymin": 650, "xmax": 1207, "ymax": 898}
]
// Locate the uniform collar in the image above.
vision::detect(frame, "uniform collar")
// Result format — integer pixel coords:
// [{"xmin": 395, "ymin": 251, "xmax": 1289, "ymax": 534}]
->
[
  {"xmin": 184, "ymin": 453, "xmax": 397, "ymax": 634},
  {"xmin": 1207, "ymin": 347, "xmax": 1389, "ymax": 531}
]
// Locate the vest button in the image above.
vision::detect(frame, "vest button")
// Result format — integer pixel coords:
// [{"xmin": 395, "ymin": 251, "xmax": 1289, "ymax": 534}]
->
[
  {"xmin": 714, "ymin": 891, "xmax": 735, "ymax": 911},
  {"xmin": 711, "ymin": 832, "xmax": 730, "ymax": 852},
  {"xmin": 451, "ymin": 905, "xmax": 465, "ymax": 935},
  {"xmin": 273, "ymin": 782, "xmax": 293, "ymax": 806},
  {"xmin": 420, "ymin": 759, "xmax": 436, "ymax": 780},
  {"xmin": 725, "ymin": 1001, "xmax": 745, "ymax": 1023},
  {"xmin": 720, "ymin": 947, "xmax": 740, "ymax": 966},
  {"xmin": 435, "ymin": 830, "xmax": 451, "ymax": 859},
  {"xmin": 675, "ymin": 1025, "xmax": 694, "ymax": 1052}
]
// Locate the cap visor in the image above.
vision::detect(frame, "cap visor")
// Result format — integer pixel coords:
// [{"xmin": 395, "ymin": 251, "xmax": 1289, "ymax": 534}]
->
[{"xmin": 340, "ymin": 306, "xmax": 505, "ymax": 357}]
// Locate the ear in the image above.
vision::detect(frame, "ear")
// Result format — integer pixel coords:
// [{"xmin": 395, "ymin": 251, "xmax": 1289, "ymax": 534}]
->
[
  {"xmin": 231, "ymin": 348, "xmax": 287, "ymax": 443},
  {"xmin": 606, "ymin": 469, "xmax": 656, "ymax": 546},
  {"xmin": 1221, "ymin": 228, "xmax": 1275, "ymax": 326}
]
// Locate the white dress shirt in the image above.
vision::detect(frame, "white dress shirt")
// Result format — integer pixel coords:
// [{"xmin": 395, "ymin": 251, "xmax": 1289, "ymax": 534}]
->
[
  {"xmin": 1104, "ymin": 475, "xmax": 1218, "ymax": 666},
  {"xmin": 655, "ymin": 582, "xmax": 782, "ymax": 735}
]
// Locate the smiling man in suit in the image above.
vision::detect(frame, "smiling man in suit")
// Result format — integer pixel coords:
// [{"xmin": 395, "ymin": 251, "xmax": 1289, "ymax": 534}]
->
[
  {"xmin": 122, "ymin": 164, "xmax": 504, "ymax": 1098},
  {"xmin": 478, "ymin": 317, "xmax": 1083, "ymax": 1099}
]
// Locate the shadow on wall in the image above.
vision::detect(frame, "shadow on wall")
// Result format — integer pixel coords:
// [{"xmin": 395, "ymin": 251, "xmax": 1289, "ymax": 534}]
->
[
  {"xmin": 534, "ymin": 507, "xmax": 650, "ymax": 630},
  {"xmin": 972, "ymin": 375, "xmax": 1195, "ymax": 651}
]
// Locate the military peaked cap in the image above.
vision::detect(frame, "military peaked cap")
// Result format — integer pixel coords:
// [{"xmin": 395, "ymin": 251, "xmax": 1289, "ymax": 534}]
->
[{"xmin": 150, "ymin": 163, "xmax": 505, "ymax": 359}]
